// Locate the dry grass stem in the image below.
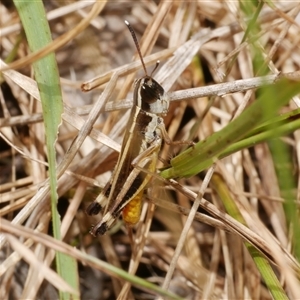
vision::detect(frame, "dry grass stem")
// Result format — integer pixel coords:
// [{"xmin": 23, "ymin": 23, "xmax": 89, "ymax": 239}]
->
[{"xmin": 1, "ymin": 1, "xmax": 300, "ymax": 299}]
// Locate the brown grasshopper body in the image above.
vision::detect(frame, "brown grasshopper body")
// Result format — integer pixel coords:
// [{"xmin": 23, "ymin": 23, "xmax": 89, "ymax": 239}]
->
[{"xmin": 86, "ymin": 21, "xmax": 169, "ymax": 235}]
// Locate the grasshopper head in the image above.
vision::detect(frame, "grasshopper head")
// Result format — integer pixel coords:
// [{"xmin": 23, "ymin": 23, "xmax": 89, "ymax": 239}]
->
[{"xmin": 135, "ymin": 76, "xmax": 169, "ymax": 116}]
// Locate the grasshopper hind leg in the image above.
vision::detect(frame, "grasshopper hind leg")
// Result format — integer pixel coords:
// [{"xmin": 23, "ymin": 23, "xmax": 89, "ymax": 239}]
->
[
  {"xmin": 90, "ymin": 211, "xmax": 118, "ymax": 236},
  {"xmin": 86, "ymin": 181, "xmax": 111, "ymax": 215},
  {"xmin": 86, "ymin": 202, "xmax": 102, "ymax": 215}
]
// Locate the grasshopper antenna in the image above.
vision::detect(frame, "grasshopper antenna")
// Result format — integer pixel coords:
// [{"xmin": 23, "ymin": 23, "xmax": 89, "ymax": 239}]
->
[
  {"xmin": 150, "ymin": 60, "xmax": 160, "ymax": 77},
  {"xmin": 125, "ymin": 20, "xmax": 149, "ymax": 76}
]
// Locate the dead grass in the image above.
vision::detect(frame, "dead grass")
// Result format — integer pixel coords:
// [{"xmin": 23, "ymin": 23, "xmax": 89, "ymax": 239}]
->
[{"xmin": 1, "ymin": 1, "xmax": 300, "ymax": 299}]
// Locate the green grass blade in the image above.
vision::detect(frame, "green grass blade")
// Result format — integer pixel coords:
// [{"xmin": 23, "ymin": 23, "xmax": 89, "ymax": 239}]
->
[
  {"xmin": 211, "ymin": 173, "xmax": 289, "ymax": 300},
  {"xmin": 218, "ymin": 109, "xmax": 300, "ymax": 159},
  {"xmin": 13, "ymin": 0, "xmax": 79, "ymax": 298},
  {"xmin": 268, "ymin": 138, "xmax": 300, "ymax": 260},
  {"xmin": 161, "ymin": 78, "xmax": 300, "ymax": 179}
]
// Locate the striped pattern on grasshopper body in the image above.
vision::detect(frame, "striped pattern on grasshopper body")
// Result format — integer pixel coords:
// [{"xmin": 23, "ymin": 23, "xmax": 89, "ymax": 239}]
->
[{"xmin": 86, "ymin": 74, "xmax": 169, "ymax": 236}]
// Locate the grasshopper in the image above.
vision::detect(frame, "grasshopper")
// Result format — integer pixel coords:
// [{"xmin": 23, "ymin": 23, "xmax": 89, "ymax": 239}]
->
[{"xmin": 86, "ymin": 21, "xmax": 170, "ymax": 236}]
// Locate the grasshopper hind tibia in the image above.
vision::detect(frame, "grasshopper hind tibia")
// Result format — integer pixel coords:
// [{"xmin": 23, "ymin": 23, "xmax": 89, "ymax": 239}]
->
[{"xmin": 91, "ymin": 223, "xmax": 109, "ymax": 236}]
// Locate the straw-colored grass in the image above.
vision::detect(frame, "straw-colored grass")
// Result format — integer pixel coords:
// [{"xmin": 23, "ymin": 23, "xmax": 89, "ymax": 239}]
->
[{"xmin": 1, "ymin": 1, "xmax": 300, "ymax": 299}]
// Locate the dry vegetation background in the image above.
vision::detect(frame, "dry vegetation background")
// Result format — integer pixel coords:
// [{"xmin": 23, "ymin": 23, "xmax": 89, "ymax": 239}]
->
[{"xmin": 1, "ymin": 1, "xmax": 300, "ymax": 300}]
